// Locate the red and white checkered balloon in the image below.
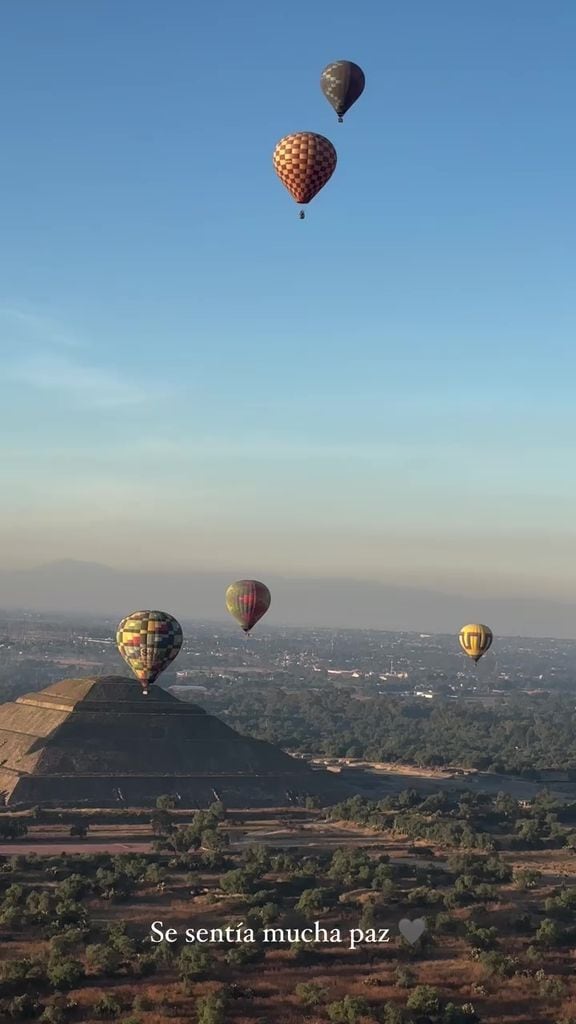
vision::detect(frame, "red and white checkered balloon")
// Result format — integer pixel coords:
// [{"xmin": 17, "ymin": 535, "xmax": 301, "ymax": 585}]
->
[{"xmin": 273, "ymin": 132, "xmax": 337, "ymax": 206}]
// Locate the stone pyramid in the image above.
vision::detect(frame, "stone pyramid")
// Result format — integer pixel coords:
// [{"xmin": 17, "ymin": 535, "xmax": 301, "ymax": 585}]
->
[{"xmin": 0, "ymin": 676, "xmax": 346, "ymax": 808}]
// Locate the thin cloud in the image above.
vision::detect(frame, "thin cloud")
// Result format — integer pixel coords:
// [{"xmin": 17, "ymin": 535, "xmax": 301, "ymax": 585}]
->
[
  {"xmin": 0, "ymin": 304, "xmax": 151, "ymax": 409},
  {"xmin": 6, "ymin": 353, "xmax": 147, "ymax": 409},
  {"xmin": 0, "ymin": 305, "xmax": 84, "ymax": 350},
  {"xmin": 140, "ymin": 437, "xmax": 408, "ymax": 461}
]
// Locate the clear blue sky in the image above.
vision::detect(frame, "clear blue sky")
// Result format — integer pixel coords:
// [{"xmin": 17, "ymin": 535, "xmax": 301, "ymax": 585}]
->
[{"xmin": 0, "ymin": 1, "xmax": 575, "ymax": 604}]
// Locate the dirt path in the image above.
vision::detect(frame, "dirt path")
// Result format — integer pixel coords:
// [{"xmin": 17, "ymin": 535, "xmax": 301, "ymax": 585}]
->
[{"xmin": 0, "ymin": 839, "xmax": 153, "ymax": 855}]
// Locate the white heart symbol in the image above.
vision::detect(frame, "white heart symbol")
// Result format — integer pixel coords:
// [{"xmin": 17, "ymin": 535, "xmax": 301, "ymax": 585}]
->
[{"xmin": 398, "ymin": 918, "xmax": 426, "ymax": 944}]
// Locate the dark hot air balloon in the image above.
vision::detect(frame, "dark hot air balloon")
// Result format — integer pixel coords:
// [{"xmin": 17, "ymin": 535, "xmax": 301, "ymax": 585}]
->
[
  {"xmin": 458, "ymin": 623, "xmax": 493, "ymax": 663},
  {"xmin": 273, "ymin": 132, "xmax": 337, "ymax": 219},
  {"xmin": 321, "ymin": 60, "xmax": 365, "ymax": 122},
  {"xmin": 116, "ymin": 610, "xmax": 183, "ymax": 695},
  {"xmin": 226, "ymin": 580, "xmax": 271, "ymax": 633}
]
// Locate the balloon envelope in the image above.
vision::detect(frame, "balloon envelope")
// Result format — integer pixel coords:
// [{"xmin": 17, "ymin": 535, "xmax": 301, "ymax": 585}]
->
[
  {"xmin": 273, "ymin": 132, "xmax": 337, "ymax": 206},
  {"xmin": 321, "ymin": 60, "xmax": 365, "ymax": 119},
  {"xmin": 116, "ymin": 610, "xmax": 183, "ymax": 693},
  {"xmin": 226, "ymin": 580, "xmax": 271, "ymax": 632},
  {"xmin": 458, "ymin": 623, "xmax": 493, "ymax": 663}
]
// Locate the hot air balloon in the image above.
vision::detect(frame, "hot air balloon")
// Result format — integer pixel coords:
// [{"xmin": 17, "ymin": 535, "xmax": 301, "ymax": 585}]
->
[
  {"xmin": 458, "ymin": 623, "xmax": 493, "ymax": 663},
  {"xmin": 321, "ymin": 61, "xmax": 365, "ymax": 122},
  {"xmin": 226, "ymin": 580, "xmax": 271, "ymax": 633},
  {"xmin": 273, "ymin": 132, "xmax": 337, "ymax": 219},
  {"xmin": 116, "ymin": 610, "xmax": 183, "ymax": 695}
]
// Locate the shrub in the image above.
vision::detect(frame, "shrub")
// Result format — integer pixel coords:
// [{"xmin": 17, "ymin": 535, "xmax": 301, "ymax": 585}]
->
[
  {"xmin": 39, "ymin": 1009, "xmax": 65, "ymax": 1024},
  {"xmin": 406, "ymin": 985, "xmax": 440, "ymax": 1015},
  {"xmin": 294, "ymin": 982, "xmax": 328, "ymax": 1007},
  {"xmin": 327, "ymin": 996, "xmax": 369, "ymax": 1024},
  {"xmin": 6, "ymin": 994, "xmax": 42, "ymax": 1019},
  {"xmin": 394, "ymin": 966, "xmax": 415, "ymax": 988},
  {"xmin": 94, "ymin": 994, "xmax": 122, "ymax": 1018},
  {"xmin": 46, "ymin": 959, "xmax": 84, "ymax": 992},
  {"xmin": 196, "ymin": 990, "xmax": 227, "ymax": 1024}
]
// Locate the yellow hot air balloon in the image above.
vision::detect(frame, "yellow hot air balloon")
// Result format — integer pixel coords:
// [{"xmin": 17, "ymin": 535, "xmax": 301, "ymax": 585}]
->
[{"xmin": 458, "ymin": 623, "xmax": 493, "ymax": 663}]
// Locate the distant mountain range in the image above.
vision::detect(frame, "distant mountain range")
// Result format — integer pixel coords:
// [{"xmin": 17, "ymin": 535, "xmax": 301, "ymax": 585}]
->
[{"xmin": 0, "ymin": 560, "xmax": 575, "ymax": 639}]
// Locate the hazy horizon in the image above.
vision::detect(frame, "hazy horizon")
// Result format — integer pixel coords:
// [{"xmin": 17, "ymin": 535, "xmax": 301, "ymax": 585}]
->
[{"xmin": 1, "ymin": 559, "xmax": 576, "ymax": 641}]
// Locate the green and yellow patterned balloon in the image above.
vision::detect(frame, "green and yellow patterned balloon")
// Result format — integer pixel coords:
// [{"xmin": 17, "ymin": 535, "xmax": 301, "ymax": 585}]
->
[{"xmin": 116, "ymin": 610, "xmax": 183, "ymax": 695}]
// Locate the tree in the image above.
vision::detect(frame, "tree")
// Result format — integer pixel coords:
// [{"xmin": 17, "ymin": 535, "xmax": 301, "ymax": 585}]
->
[
  {"xmin": 25, "ymin": 891, "xmax": 53, "ymax": 925},
  {"xmin": 224, "ymin": 944, "xmax": 264, "ymax": 967},
  {"xmin": 3, "ymin": 883, "xmax": 25, "ymax": 906},
  {"xmin": 85, "ymin": 944, "xmax": 122, "ymax": 975},
  {"xmin": 381, "ymin": 1005, "xmax": 405, "ymax": 1024},
  {"xmin": 56, "ymin": 875, "xmax": 91, "ymax": 901},
  {"xmin": 0, "ymin": 906, "xmax": 22, "ymax": 928},
  {"xmin": 248, "ymin": 901, "xmax": 280, "ymax": 926},
  {"xmin": 477, "ymin": 951, "xmax": 517, "ymax": 978},
  {"xmin": 328, "ymin": 848, "xmax": 372, "ymax": 886},
  {"xmin": 168, "ymin": 827, "xmax": 201, "ymax": 853},
  {"xmin": 48, "ymin": 929, "xmax": 84, "ymax": 958},
  {"xmin": 406, "ymin": 985, "xmax": 440, "ymax": 1015},
  {"xmin": 296, "ymin": 887, "xmax": 331, "ymax": 914},
  {"xmin": 53, "ymin": 899, "xmax": 88, "ymax": 927},
  {"xmin": 327, "ymin": 996, "xmax": 369, "ymax": 1024},
  {"xmin": 94, "ymin": 994, "xmax": 122, "ymax": 1018},
  {"xmin": 106, "ymin": 922, "xmax": 136, "ymax": 958},
  {"xmin": 219, "ymin": 868, "xmax": 257, "ymax": 895},
  {"xmin": 0, "ymin": 819, "xmax": 28, "ymax": 840},
  {"xmin": 93, "ymin": 869, "xmax": 134, "ymax": 903},
  {"xmin": 495, "ymin": 792, "xmax": 519, "ymax": 818},
  {"xmin": 208, "ymin": 800, "xmax": 226, "ymax": 821},
  {"xmin": 295, "ymin": 982, "xmax": 328, "ymax": 1007},
  {"xmin": 196, "ymin": 990, "xmax": 227, "ymax": 1024},
  {"xmin": 150, "ymin": 809, "xmax": 174, "ymax": 836},
  {"xmin": 242, "ymin": 845, "xmax": 272, "ymax": 872},
  {"xmin": 39, "ymin": 1008, "xmax": 66, "ymax": 1024},
  {"xmin": 144, "ymin": 863, "xmax": 165, "ymax": 884},
  {"xmin": 372, "ymin": 862, "xmax": 394, "ymax": 890},
  {"xmin": 132, "ymin": 954, "xmax": 156, "ymax": 977},
  {"xmin": 515, "ymin": 819, "xmax": 542, "ymax": 846},
  {"xmin": 465, "ymin": 924, "xmax": 499, "ymax": 951},
  {"xmin": 6, "ymin": 994, "xmax": 41, "ymax": 1019},
  {"xmin": 46, "ymin": 959, "xmax": 84, "ymax": 992},
  {"xmin": 394, "ymin": 966, "xmax": 415, "ymax": 988},
  {"xmin": 201, "ymin": 829, "xmax": 229, "ymax": 852},
  {"xmin": 407, "ymin": 885, "xmax": 442, "ymax": 906},
  {"xmin": 535, "ymin": 918, "xmax": 563, "ymax": 949},
  {"xmin": 178, "ymin": 945, "xmax": 213, "ymax": 983},
  {"xmin": 156, "ymin": 795, "xmax": 177, "ymax": 810},
  {"xmin": 442, "ymin": 1005, "xmax": 481, "ymax": 1023},
  {"xmin": 513, "ymin": 869, "xmax": 541, "ymax": 890},
  {"xmin": 359, "ymin": 901, "xmax": 380, "ymax": 930}
]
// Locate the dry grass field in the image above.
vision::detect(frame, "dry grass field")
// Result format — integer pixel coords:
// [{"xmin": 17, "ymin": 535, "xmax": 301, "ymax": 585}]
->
[{"xmin": 1, "ymin": 805, "xmax": 576, "ymax": 1024}]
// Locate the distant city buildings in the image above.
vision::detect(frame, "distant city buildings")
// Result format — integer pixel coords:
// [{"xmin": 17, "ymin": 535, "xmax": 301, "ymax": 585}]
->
[{"xmin": 0, "ymin": 612, "xmax": 575, "ymax": 701}]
